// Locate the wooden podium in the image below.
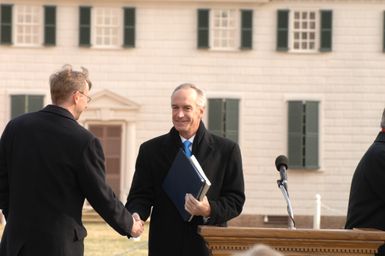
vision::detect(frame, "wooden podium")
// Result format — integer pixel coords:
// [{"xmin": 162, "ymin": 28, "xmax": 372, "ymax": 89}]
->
[{"xmin": 198, "ymin": 226, "xmax": 385, "ymax": 256}]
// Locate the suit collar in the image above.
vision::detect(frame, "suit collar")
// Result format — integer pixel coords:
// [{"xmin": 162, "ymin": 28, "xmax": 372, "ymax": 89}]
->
[
  {"xmin": 375, "ymin": 132, "xmax": 385, "ymax": 143},
  {"xmin": 40, "ymin": 105, "xmax": 76, "ymax": 121}
]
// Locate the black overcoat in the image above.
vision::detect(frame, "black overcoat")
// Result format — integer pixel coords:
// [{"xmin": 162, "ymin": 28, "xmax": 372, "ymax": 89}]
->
[
  {"xmin": 126, "ymin": 121, "xmax": 245, "ymax": 256},
  {"xmin": 0, "ymin": 105, "xmax": 133, "ymax": 256},
  {"xmin": 346, "ymin": 132, "xmax": 385, "ymax": 230}
]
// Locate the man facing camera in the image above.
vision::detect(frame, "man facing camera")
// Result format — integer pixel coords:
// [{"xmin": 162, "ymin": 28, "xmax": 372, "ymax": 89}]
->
[
  {"xmin": 0, "ymin": 65, "xmax": 143, "ymax": 256},
  {"xmin": 126, "ymin": 83, "xmax": 245, "ymax": 256}
]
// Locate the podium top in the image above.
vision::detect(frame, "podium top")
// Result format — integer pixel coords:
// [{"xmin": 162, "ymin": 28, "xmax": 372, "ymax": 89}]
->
[
  {"xmin": 198, "ymin": 226, "xmax": 385, "ymax": 256},
  {"xmin": 198, "ymin": 226, "xmax": 385, "ymax": 241}
]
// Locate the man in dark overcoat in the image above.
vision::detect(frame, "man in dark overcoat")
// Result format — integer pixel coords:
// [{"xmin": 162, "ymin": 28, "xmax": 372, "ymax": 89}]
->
[
  {"xmin": 126, "ymin": 83, "xmax": 245, "ymax": 256},
  {"xmin": 0, "ymin": 65, "xmax": 143, "ymax": 256}
]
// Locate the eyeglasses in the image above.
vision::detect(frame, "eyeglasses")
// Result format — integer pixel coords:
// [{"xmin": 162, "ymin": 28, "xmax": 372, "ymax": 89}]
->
[{"xmin": 78, "ymin": 91, "xmax": 92, "ymax": 103}]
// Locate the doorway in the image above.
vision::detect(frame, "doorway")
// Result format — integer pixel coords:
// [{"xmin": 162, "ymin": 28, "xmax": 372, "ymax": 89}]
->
[{"xmin": 89, "ymin": 125, "xmax": 122, "ymax": 197}]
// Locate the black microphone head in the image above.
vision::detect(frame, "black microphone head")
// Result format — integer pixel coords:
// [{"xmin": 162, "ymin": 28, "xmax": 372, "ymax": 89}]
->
[{"xmin": 275, "ymin": 155, "xmax": 288, "ymax": 171}]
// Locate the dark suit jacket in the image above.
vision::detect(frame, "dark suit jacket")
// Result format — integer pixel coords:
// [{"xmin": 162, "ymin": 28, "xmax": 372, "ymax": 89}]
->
[
  {"xmin": 345, "ymin": 132, "xmax": 385, "ymax": 230},
  {"xmin": 0, "ymin": 105, "xmax": 133, "ymax": 256},
  {"xmin": 126, "ymin": 121, "xmax": 245, "ymax": 256}
]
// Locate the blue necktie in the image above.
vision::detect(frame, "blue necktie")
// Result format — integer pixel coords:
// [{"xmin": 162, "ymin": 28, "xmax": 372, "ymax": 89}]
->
[{"xmin": 183, "ymin": 140, "xmax": 192, "ymax": 157}]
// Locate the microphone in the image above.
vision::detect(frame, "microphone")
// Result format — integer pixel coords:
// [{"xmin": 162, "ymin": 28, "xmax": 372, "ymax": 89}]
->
[
  {"xmin": 275, "ymin": 155, "xmax": 288, "ymax": 190},
  {"xmin": 274, "ymin": 155, "xmax": 295, "ymax": 229}
]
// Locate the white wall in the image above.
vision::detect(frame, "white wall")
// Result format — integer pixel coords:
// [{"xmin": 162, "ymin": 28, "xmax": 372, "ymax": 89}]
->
[{"xmin": 1, "ymin": 0, "xmax": 385, "ymax": 217}]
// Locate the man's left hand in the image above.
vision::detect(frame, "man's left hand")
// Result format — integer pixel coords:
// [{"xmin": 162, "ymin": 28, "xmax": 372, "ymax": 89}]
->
[{"xmin": 184, "ymin": 193, "xmax": 211, "ymax": 217}]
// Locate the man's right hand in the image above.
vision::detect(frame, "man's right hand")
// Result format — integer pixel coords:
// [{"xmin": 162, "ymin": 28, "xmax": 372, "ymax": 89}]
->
[{"xmin": 130, "ymin": 212, "xmax": 144, "ymax": 238}]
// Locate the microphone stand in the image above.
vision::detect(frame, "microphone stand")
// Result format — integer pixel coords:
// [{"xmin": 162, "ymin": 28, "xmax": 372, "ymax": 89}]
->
[{"xmin": 277, "ymin": 179, "xmax": 296, "ymax": 230}]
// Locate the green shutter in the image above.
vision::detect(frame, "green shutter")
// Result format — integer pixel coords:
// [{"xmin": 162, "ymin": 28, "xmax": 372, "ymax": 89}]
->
[
  {"xmin": 288, "ymin": 101, "xmax": 303, "ymax": 168},
  {"xmin": 240, "ymin": 10, "xmax": 253, "ymax": 50},
  {"xmin": 197, "ymin": 9, "xmax": 209, "ymax": 49},
  {"xmin": 225, "ymin": 99, "xmax": 239, "ymax": 143},
  {"xmin": 208, "ymin": 99, "xmax": 224, "ymax": 137},
  {"xmin": 44, "ymin": 6, "xmax": 56, "ymax": 46},
  {"xmin": 123, "ymin": 7, "xmax": 135, "ymax": 48},
  {"xmin": 28, "ymin": 95, "xmax": 44, "ymax": 112},
  {"xmin": 320, "ymin": 10, "xmax": 332, "ymax": 52},
  {"xmin": 0, "ymin": 4, "xmax": 13, "ymax": 44},
  {"xmin": 383, "ymin": 11, "xmax": 385, "ymax": 52},
  {"xmin": 277, "ymin": 10, "xmax": 289, "ymax": 51},
  {"xmin": 11, "ymin": 95, "xmax": 26, "ymax": 119},
  {"xmin": 79, "ymin": 6, "xmax": 91, "ymax": 46},
  {"xmin": 304, "ymin": 101, "xmax": 319, "ymax": 168}
]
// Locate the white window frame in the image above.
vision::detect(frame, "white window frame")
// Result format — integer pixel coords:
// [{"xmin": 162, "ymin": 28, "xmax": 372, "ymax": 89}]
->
[
  {"xmin": 91, "ymin": 7, "xmax": 122, "ymax": 49},
  {"xmin": 210, "ymin": 9, "xmax": 239, "ymax": 51},
  {"xmin": 289, "ymin": 10, "xmax": 319, "ymax": 53},
  {"xmin": 13, "ymin": 5, "xmax": 43, "ymax": 47}
]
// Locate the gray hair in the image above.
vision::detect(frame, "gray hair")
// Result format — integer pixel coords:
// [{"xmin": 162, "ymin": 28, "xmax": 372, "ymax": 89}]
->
[
  {"xmin": 172, "ymin": 83, "xmax": 206, "ymax": 108},
  {"xmin": 381, "ymin": 108, "xmax": 385, "ymax": 129},
  {"xmin": 234, "ymin": 244, "xmax": 283, "ymax": 256}
]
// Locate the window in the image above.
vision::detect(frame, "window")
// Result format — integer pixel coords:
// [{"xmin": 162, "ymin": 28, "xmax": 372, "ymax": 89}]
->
[
  {"xmin": 11, "ymin": 95, "xmax": 44, "ymax": 118},
  {"xmin": 211, "ymin": 9, "xmax": 237, "ymax": 50},
  {"xmin": 0, "ymin": 4, "xmax": 56, "ymax": 46},
  {"xmin": 14, "ymin": 5, "xmax": 42, "ymax": 46},
  {"xmin": 93, "ymin": 8, "xmax": 120, "ymax": 47},
  {"xmin": 292, "ymin": 11, "xmax": 317, "ymax": 52},
  {"xmin": 208, "ymin": 98, "xmax": 239, "ymax": 143},
  {"xmin": 277, "ymin": 9, "xmax": 332, "ymax": 52},
  {"xmin": 79, "ymin": 6, "xmax": 135, "ymax": 48},
  {"xmin": 288, "ymin": 101, "xmax": 319, "ymax": 169},
  {"xmin": 197, "ymin": 9, "xmax": 253, "ymax": 50}
]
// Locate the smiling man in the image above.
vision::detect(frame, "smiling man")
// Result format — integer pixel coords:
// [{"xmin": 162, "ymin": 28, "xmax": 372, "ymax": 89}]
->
[{"xmin": 125, "ymin": 83, "xmax": 245, "ymax": 256}]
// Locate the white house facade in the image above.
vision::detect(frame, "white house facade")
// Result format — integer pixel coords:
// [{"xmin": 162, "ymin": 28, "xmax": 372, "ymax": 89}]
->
[{"xmin": 1, "ymin": 0, "xmax": 385, "ymax": 227}]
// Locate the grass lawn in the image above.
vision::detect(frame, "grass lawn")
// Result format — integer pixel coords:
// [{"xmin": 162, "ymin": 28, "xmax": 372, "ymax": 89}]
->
[{"xmin": 0, "ymin": 222, "xmax": 149, "ymax": 256}]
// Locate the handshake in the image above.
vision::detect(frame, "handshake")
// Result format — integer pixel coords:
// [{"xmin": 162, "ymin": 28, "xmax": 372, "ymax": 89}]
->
[{"xmin": 130, "ymin": 212, "xmax": 145, "ymax": 238}]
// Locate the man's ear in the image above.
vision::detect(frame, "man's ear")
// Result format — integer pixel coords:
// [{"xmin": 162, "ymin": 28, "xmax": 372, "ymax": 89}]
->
[
  {"xmin": 73, "ymin": 91, "xmax": 80, "ymax": 104},
  {"xmin": 199, "ymin": 106, "xmax": 205, "ymax": 117}
]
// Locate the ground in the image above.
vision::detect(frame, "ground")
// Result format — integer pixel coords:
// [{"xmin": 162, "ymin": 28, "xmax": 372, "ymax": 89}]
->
[{"xmin": 0, "ymin": 222, "xmax": 149, "ymax": 256}]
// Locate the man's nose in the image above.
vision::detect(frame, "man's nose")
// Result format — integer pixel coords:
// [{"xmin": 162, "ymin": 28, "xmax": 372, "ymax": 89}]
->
[{"xmin": 177, "ymin": 109, "xmax": 184, "ymax": 118}]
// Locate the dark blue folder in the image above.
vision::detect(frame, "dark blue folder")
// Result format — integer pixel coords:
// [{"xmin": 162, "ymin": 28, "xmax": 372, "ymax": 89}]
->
[{"xmin": 162, "ymin": 149, "xmax": 210, "ymax": 222}]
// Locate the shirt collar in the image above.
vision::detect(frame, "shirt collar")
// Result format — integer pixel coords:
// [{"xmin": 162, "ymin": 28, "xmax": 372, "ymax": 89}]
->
[{"xmin": 180, "ymin": 135, "xmax": 195, "ymax": 144}]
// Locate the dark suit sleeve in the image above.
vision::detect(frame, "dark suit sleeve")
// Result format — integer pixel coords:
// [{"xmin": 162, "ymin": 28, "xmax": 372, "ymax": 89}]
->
[
  {"xmin": 77, "ymin": 137, "xmax": 133, "ymax": 236},
  {"xmin": 0, "ymin": 123, "xmax": 10, "ymax": 219},
  {"xmin": 125, "ymin": 145, "xmax": 154, "ymax": 221},
  {"xmin": 363, "ymin": 146, "xmax": 385, "ymax": 203},
  {"xmin": 207, "ymin": 143, "xmax": 245, "ymax": 224}
]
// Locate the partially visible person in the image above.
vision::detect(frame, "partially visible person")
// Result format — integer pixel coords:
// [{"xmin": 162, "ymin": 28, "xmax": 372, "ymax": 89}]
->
[
  {"xmin": 0, "ymin": 64, "xmax": 143, "ymax": 256},
  {"xmin": 345, "ymin": 108, "xmax": 385, "ymax": 255},
  {"xmin": 234, "ymin": 244, "xmax": 283, "ymax": 256},
  {"xmin": 126, "ymin": 83, "xmax": 245, "ymax": 256}
]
